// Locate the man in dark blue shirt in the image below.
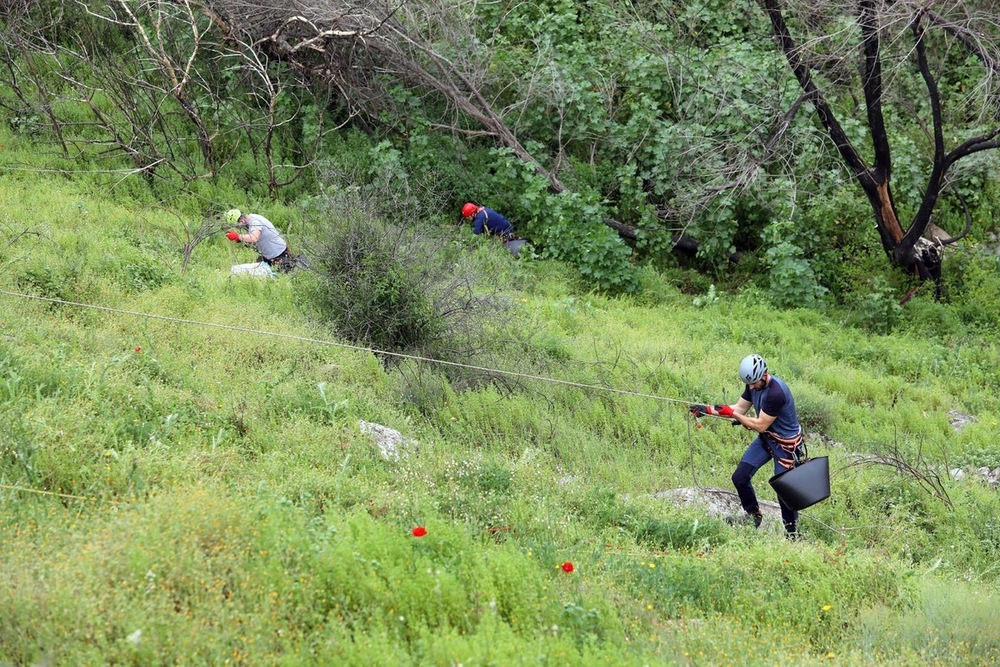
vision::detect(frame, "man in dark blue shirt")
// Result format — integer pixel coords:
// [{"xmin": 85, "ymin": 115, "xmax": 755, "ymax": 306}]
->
[
  {"xmin": 462, "ymin": 202, "xmax": 515, "ymax": 240},
  {"xmin": 690, "ymin": 354, "xmax": 804, "ymax": 537}
]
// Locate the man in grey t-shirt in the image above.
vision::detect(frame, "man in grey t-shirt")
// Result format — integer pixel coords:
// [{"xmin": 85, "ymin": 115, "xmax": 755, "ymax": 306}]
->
[{"xmin": 225, "ymin": 208, "xmax": 295, "ymax": 272}]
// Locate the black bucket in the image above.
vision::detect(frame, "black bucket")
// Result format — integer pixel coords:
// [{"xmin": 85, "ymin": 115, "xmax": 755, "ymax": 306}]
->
[
  {"xmin": 768, "ymin": 457, "xmax": 830, "ymax": 511},
  {"xmin": 504, "ymin": 238, "xmax": 527, "ymax": 258}
]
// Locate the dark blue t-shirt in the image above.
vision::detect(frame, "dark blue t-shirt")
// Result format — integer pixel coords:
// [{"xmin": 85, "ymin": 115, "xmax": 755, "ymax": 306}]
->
[
  {"xmin": 741, "ymin": 375, "xmax": 801, "ymax": 439},
  {"xmin": 472, "ymin": 207, "xmax": 514, "ymax": 237}
]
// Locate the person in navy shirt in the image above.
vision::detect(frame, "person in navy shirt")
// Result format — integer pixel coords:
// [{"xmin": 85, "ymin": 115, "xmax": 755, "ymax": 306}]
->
[
  {"xmin": 690, "ymin": 354, "xmax": 804, "ymax": 537},
  {"xmin": 462, "ymin": 202, "xmax": 515, "ymax": 241}
]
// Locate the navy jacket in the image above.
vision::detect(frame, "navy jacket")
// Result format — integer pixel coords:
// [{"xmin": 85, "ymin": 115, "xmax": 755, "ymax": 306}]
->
[{"xmin": 471, "ymin": 207, "xmax": 514, "ymax": 238}]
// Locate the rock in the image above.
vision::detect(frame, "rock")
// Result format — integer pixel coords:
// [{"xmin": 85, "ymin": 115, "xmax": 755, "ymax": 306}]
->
[
  {"xmin": 358, "ymin": 420, "xmax": 417, "ymax": 461},
  {"xmin": 947, "ymin": 410, "xmax": 976, "ymax": 432},
  {"xmin": 650, "ymin": 487, "xmax": 784, "ymax": 527}
]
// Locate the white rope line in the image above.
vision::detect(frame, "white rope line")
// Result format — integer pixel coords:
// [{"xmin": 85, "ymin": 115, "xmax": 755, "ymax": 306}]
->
[
  {"xmin": 0, "ymin": 288, "xmax": 694, "ymax": 406},
  {"xmin": 0, "ymin": 165, "xmax": 157, "ymax": 175},
  {"xmin": 1, "ymin": 293, "xmax": 852, "ymax": 529},
  {"xmin": 0, "ymin": 483, "xmax": 91, "ymax": 501}
]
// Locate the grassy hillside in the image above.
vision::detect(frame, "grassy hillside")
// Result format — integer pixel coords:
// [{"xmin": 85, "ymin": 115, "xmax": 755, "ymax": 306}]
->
[{"xmin": 2, "ymin": 133, "xmax": 1000, "ymax": 665}]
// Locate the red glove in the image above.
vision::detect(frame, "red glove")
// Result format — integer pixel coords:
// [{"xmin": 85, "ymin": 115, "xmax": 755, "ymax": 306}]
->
[
  {"xmin": 226, "ymin": 230, "xmax": 240, "ymax": 242},
  {"xmin": 689, "ymin": 404, "xmax": 715, "ymax": 418},
  {"xmin": 714, "ymin": 404, "xmax": 734, "ymax": 417}
]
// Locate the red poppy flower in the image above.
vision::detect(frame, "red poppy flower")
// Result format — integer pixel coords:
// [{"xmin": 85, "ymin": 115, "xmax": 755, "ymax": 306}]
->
[
  {"xmin": 412, "ymin": 526, "xmax": 427, "ymax": 537},
  {"xmin": 135, "ymin": 347, "xmax": 142, "ymax": 353},
  {"xmin": 561, "ymin": 561, "xmax": 574, "ymax": 573}
]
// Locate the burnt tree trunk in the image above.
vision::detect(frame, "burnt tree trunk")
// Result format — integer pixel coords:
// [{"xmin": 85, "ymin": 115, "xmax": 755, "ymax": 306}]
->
[{"xmin": 762, "ymin": 0, "xmax": 1000, "ymax": 288}]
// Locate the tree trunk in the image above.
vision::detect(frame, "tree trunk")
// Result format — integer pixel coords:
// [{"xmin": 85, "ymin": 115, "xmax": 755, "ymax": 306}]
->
[{"xmin": 761, "ymin": 0, "xmax": 1000, "ymax": 288}]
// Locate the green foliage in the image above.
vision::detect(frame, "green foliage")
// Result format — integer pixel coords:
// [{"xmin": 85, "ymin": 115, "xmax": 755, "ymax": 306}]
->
[
  {"xmin": 851, "ymin": 579, "xmax": 1000, "ymax": 664},
  {"xmin": 306, "ymin": 215, "xmax": 441, "ymax": 354},
  {"xmin": 3, "ymin": 167, "xmax": 1000, "ymax": 661},
  {"xmin": 391, "ymin": 362, "xmax": 456, "ymax": 418},
  {"xmin": 4, "ymin": 6, "xmax": 1000, "ymax": 661},
  {"xmin": 896, "ymin": 292, "xmax": 965, "ymax": 340},
  {"xmin": 16, "ymin": 249, "xmax": 98, "ymax": 306},
  {"xmin": 7, "ymin": 110, "xmax": 43, "ymax": 136},
  {"xmin": 942, "ymin": 247, "xmax": 1000, "ymax": 335},
  {"xmin": 675, "ymin": 0, "xmax": 762, "ymax": 44},
  {"xmin": 691, "ymin": 283, "xmax": 719, "ymax": 308},
  {"xmin": 847, "ymin": 275, "xmax": 904, "ymax": 334},
  {"xmin": 793, "ymin": 385, "xmax": 839, "ymax": 436},
  {"xmin": 959, "ymin": 446, "xmax": 1000, "ymax": 470},
  {"xmin": 762, "ymin": 220, "xmax": 829, "ymax": 308},
  {"xmin": 570, "ymin": 487, "xmax": 729, "ymax": 551},
  {"xmin": 492, "ymin": 151, "xmax": 639, "ymax": 292},
  {"xmin": 4, "ymin": 0, "xmax": 1000, "ymax": 302},
  {"xmin": 299, "ymin": 174, "xmax": 532, "ymax": 390}
]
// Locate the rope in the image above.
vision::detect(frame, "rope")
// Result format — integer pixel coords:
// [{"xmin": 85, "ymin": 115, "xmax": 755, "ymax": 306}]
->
[
  {"xmin": 0, "ymin": 288, "xmax": 697, "ymax": 407},
  {"xmin": 0, "ymin": 483, "xmax": 91, "ymax": 501},
  {"xmin": 0, "ymin": 288, "xmax": 739, "ymax": 508},
  {"xmin": 687, "ymin": 414, "xmax": 699, "ymax": 487}
]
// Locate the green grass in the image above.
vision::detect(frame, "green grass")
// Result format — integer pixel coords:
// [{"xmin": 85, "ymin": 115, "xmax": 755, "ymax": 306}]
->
[{"xmin": 2, "ymin": 125, "xmax": 1000, "ymax": 664}]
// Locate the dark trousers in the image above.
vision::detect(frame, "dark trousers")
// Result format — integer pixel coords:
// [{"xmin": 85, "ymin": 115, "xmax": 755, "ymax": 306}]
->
[
  {"xmin": 260, "ymin": 248, "xmax": 294, "ymax": 273},
  {"xmin": 732, "ymin": 437, "xmax": 801, "ymax": 531}
]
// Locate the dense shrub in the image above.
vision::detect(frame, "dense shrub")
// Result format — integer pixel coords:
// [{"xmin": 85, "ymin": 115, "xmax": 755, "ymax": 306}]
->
[
  {"xmin": 298, "ymin": 169, "xmax": 534, "ymax": 393},
  {"xmin": 942, "ymin": 247, "xmax": 1000, "ymax": 336},
  {"xmin": 305, "ymin": 214, "xmax": 442, "ymax": 354}
]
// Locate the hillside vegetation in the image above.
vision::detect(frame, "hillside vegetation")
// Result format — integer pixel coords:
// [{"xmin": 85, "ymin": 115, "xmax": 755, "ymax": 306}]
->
[
  {"xmin": 3, "ymin": 1, "xmax": 1000, "ymax": 663},
  {"xmin": 2, "ymin": 121, "xmax": 1000, "ymax": 664}
]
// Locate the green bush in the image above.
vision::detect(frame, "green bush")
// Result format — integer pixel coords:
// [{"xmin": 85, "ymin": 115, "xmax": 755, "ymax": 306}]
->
[
  {"xmin": 762, "ymin": 220, "xmax": 829, "ymax": 308},
  {"xmin": 897, "ymin": 291, "xmax": 966, "ymax": 340},
  {"xmin": 943, "ymin": 247, "xmax": 1000, "ymax": 335},
  {"xmin": 299, "ymin": 171, "xmax": 535, "ymax": 397},
  {"xmin": 846, "ymin": 275, "xmax": 905, "ymax": 334},
  {"xmin": 17, "ymin": 255, "xmax": 97, "ymax": 305},
  {"xmin": 302, "ymin": 213, "xmax": 443, "ymax": 355}
]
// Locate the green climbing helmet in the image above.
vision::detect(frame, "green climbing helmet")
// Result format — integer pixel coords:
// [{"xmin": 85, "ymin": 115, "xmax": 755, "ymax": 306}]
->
[{"xmin": 225, "ymin": 208, "xmax": 242, "ymax": 225}]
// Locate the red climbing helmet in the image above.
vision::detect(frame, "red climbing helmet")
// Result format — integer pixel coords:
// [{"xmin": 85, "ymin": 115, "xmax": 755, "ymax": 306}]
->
[{"xmin": 461, "ymin": 202, "xmax": 478, "ymax": 218}]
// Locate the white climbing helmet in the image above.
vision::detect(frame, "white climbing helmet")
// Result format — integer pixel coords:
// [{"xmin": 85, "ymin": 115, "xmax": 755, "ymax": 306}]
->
[{"xmin": 739, "ymin": 354, "xmax": 767, "ymax": 384}]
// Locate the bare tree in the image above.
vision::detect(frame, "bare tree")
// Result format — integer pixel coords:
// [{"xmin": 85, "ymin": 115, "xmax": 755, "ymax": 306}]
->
[
  {"xmin": 0, "ymin": 0, "xmax": 328, "ymax": 192},
  {"xmin": 759, "ymin": 0, "xmax": 1000, "ymax": 291},
  {"xmin": 0, "ymin": 1, "xmax": 70, "ymax": 154}
]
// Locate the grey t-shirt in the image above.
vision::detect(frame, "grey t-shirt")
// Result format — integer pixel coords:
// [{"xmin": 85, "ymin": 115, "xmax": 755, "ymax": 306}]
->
[{"xmin": 246, "ymin": 214, "xmax": 287, "ymax": 260}]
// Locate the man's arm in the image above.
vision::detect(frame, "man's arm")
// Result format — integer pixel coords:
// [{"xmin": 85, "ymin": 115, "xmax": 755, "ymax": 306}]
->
[
  {"xmin": 733, "ymin": 408, "xmax": 776, "ymax": 434},
  {"xmin": 472, "ymin": 212, "xmax": 486, "ymax": 235}
]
